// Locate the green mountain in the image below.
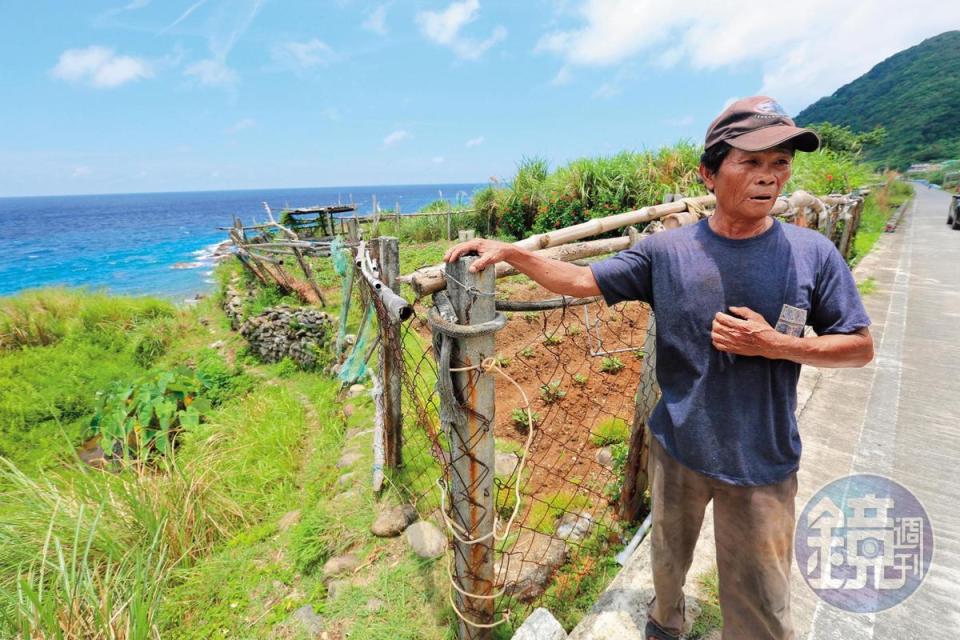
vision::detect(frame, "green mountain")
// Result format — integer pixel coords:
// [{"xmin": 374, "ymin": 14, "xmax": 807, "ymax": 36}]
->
[{"xmin": 796, "ymin": 30, "xmax": 960, "ymax": 169}]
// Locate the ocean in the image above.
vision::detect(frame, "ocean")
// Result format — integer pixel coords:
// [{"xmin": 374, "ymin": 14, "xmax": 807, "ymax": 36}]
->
[{"xmin": 0, "ymin": 184, "xmax": 483, "ymax": 301}]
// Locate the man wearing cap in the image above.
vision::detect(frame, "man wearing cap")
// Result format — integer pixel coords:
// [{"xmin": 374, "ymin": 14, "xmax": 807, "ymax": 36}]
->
[{"xmin": 444, "ymin": 96, "xmax": 873, "ymax": 639}]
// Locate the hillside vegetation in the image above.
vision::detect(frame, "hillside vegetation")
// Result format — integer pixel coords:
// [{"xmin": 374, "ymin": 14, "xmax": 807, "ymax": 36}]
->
[{"xmin": 797, "ymin": 30, "xmax": 960, "ymax": 168}]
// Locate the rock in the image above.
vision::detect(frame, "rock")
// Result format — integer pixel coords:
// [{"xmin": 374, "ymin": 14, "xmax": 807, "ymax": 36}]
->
[
  {"xmin": 326, "ymin": 579, "xmax": 350, "ymax": 600},
  {"xmin": 595, "ymin": 446, "xmax": 614, "ymax": 468},
  {"xmin": 511, "ymin": 607, "xmax": 567, "ymax": 640},
  {"xmin": 288, "ymin": 605, "xmax": 324, "ymax": 636},
  {"xmin": 342, "ymin": 403, "xmax": 355, "ymax": 418},
  {"xmin": 404, "ymin": 521, "xmax": 447, "ymax": 559},
  {"xmin": 336, "ymin": 451, "xmax": 363, "ymax": 468},
  {"xmin": 278, "ymin": 510, "xmax": 301, "ymax": 532},
  {"xmin": 345, "ymin": 427, "xmax": 373, "ymax": 441},
  {"xmin": 209, "ymin": 339, "xmax": 225, "ymax": 349},
  {"xmin": 348, "ymin": 384, "xmax": 366, "ymax": 398},
  {"xmin": 336, "ymin": 472, "xmax": 356, "ymax": 486},
  {"xmin": 322, "ymin": 554, "xmax": 359, "ymax": 578},
  {"xmin": 371, "ymin": 504, "xmax": 418, "ymax": 537},
  {"xmin": 495, "ymin": 532, "xmax": 567, "ymax": 601},
  {"xmin": 366, "ymin": 597, "xmax": 384, "ymax": 613},
  {"xmin": 555, "ymin": 512, "xmax": 593, "ymax": 542},
  {"xmin": 495, "ymin": 451, "xmax": 520, "ymax": 477}
]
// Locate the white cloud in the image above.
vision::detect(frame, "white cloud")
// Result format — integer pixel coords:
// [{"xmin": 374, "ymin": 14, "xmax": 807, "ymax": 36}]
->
[
  {"xmin": 432, "ymin": 156, "xmax": 445, "ymax": 164},
  {"xmin": 536, "ymin": 0, "xmax": 960, "ymax": 110},
  {"xmin": 550, "ymin": 66, "xmax": 572, "ymax": 86},
  {"xmin": 465, "ymin": 136, "xmax": 485, "ymax": 148},
  {"xmin": 383, "ymin": 130, "xmax": 411, "ymax": 146},
  {"xmin": 362, "ymin": 4, "xmax": 389, "ymax": 35},
  {"xmin": 227, "ymin": 117, "xmax": 256, "ymax": 133},
  {"xmin": 271, "ymin": 39, "xmax": 335, "ymax": 71},
  {"xmin": 72, "ymin": 166, "xmax": 93, "ymax": 178},
  {"xmin": 184, "ymin": 58, "xmax": 238, "ymax": 87},
  {"xmin": 416, "ymin": 0, "xmax": 507, "ymax": 60},
  {"xmin": 51, "ymin": 46, "xmax": 153, "ymax": 88},
  {"xmin": 176, "ymin": 0, "xmax": 264, "ymax": 89}
]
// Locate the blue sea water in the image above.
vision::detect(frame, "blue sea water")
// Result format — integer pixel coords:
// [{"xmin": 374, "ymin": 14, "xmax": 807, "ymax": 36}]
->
[{"xmin": 0, "ymin": 184, "xmax": 483, "ymax": 301}]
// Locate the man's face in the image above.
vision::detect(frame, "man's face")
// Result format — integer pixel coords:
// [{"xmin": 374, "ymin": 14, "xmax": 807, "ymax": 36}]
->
[{"xmin": 699, "ymin": 147, "xmax": 793, "ymax": 220}]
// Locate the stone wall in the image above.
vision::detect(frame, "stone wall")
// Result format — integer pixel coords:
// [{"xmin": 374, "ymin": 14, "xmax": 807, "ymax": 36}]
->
[{"xmin": 240, "ymin": 305, "xmax": 335, "ymax": 370}]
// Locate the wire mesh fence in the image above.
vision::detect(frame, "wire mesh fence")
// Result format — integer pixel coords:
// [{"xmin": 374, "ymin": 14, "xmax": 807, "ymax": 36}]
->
[{"xmin": 338, "ymin": 243, "xmax": 660, "ymax": 636}]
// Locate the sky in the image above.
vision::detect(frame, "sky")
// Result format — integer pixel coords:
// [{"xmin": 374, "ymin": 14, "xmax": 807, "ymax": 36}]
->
[{"xmin": 1, "ymin": 0, "xmax": 957, "ymax": 197}]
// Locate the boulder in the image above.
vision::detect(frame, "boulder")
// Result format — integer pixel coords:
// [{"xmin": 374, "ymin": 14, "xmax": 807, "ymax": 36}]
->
[
  {"xmin": 371, "ymin": 504, "xmax": 418, "ymax": 537},
  {"xmin": 405, "ymin": 521, "xmax": 447, "ymax": 559},
  {"xmin": 336, "ymin": 451, "xmax": 363, "ymax": 468},
  {"xmin": 278, "ymin": 510, "xmax": 301, "ymax": 532},
  {"xmin": 511, "ymin": 607, "xmax": 567, "ymax": 640},
  {"xmin": 595, "ymin": 446, "xmax": 614, "ymax": 468},
  {"xmin": 288, "ymin": 605, "xmax": 324, "ymax": 636},
  {"xmin": 555, "ymin": 512, "xmax": 593, "ymax": 543},
  {"xmin": 322, "ymin": 554, "xmax": 359, "ymax": 578},
  {"xmin": 495, "ymin": 532, "xmax": 567, "ymax": 601},
  {"xmin": 495, "ymin": 451, "xmax": 520, "ymax": 477}
]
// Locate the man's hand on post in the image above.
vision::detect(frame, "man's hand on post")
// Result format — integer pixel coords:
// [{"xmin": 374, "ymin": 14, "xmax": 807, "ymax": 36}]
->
[
  {"xmin": 711, "ymin": 306, "xmax": 783, "ymax": 358},
  {"xmin": 443, "ymin": 239, "xmax": 519, "ymax": 273}
]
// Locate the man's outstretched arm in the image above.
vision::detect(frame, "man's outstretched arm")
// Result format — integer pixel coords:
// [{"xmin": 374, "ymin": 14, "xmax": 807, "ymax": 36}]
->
[
  {"xmin": 711, "ymin": 306, "xmax": 874, "ymax": 368},
  {"xmin": 443, "ymin": 239, "xmax": 602, "ymax": 299}
]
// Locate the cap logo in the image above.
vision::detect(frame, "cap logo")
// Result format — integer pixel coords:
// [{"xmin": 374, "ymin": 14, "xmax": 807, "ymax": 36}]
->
[{"xmin": 754, "ymin": 100, "xmax": 788, "ymax": 119}]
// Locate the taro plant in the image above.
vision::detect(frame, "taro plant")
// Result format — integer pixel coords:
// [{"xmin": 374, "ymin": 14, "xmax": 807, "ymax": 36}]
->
[
  {"xmin": 89, "ymin": 367, "xmax": 211, "ymax": 460},
  {"xmin": 542, "ymin": 333, "xmax": 563, "ymax": 346},
  {"xmin": 519, "ymin": 346, "xmax": 536, "ymax": 359},
  {"xmin": 511, "ymin": 408, "xmax": 541, "ymax": 432},
  {"xmin": 600, "ymin": 356, "xmax": 625, "ymax": 374},
  {"xmin": 539, "ymin": 380, "xmax": 567, "ymax": 404},
  {"xmin": 572, "ymin": 373, "xmax": 589, "ymax": 386}
]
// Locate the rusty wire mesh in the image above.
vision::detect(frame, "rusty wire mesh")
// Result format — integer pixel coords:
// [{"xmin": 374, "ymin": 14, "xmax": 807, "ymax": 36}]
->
[{"xmin": 357, "ymin": 261, "xmax": 660, "ymax": 634}]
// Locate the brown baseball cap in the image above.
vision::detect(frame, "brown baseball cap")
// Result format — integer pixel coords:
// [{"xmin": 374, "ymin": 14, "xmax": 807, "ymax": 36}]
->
[{"xmin": 705, "ymin": 96, "xmax": 820, "ymax": 152}]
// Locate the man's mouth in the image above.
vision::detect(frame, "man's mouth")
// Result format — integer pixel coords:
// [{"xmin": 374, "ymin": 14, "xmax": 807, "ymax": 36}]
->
[{"xmin": 749, "ymin": 195, "xmax": 774, "ymax": 202}]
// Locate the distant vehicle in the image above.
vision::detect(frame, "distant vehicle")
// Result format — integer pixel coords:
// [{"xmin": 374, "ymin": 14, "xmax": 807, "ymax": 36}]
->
[{"xmin": 949, "ymin": 193, "xmax": 960, "ymax": 230}]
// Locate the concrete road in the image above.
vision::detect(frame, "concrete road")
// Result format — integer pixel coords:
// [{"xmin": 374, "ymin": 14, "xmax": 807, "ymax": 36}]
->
[{"xmin": 794, "ymin": 185, "xmax": 960, "ymax": 639}]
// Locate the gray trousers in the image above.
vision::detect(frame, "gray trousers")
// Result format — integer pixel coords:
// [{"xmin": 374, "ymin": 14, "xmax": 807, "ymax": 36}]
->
[{"xmin": 647, "ymin": 437, "xmax": 798, "ymax": 640}]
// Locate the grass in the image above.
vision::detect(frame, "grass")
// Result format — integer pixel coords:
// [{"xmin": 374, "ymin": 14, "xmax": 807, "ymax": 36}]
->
[
  {"xmin": 590, "ymin": 417, "xmax": 630, "ymax": 447},
  {"xmin": 857, "ymin": 277, "xmax": 878, "ymax": 296},
  {"xmin": 850, "ymin": 177, "xmax": 914, "ymax": 267},
  {"xmin": 0, "ymin": 290, "xmax": 184, "ymax": 474},
  {"xmin": 688, "ymin": 566, "xmax": 723, "ymax": 639}
]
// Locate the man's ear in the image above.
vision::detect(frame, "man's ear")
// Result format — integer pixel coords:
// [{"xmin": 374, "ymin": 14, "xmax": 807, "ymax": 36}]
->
[{"xmin": 698, "ymin": 164, "xmax": 715, "ymax": 194}]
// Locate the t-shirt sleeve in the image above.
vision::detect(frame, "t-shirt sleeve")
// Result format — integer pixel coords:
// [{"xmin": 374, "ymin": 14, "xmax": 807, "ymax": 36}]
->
[
  {"xmin": 588, "ymin": 240, "xmax": 654, "ymax": 307},
  {"xmin": 809, "ymin": 242, "xmax": 871, "ymax": 335}
]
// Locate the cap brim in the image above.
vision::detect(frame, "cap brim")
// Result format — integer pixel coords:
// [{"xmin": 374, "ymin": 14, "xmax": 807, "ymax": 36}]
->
[{"xmin": 727, "ymin": 126, "xmax": 821, "ymax": 152}]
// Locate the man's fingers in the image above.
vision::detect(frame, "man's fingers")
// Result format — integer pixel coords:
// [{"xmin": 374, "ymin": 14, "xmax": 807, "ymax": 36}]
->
[
  {"xmin": 714, "ymin": 312, "xmax": 747, "ymax": 328},
  {"xmin": 728, "ymin": 305, "xmax": 760, "ymax": 320}
]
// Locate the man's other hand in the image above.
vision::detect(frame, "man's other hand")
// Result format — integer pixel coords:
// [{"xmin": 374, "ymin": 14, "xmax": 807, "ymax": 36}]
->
[
  {"xmin": 711, "ymin": 306, "xmax": 782, "ymax": 358},
  {"xmin": 443, "ymin": 239, "xmax": 518, "ymax": 273}
]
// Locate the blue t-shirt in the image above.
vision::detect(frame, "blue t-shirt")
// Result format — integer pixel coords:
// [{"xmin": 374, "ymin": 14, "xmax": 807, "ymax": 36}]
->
[{"xmin": 590, "ymin": 218, "xmax": 871, "ymax": 486}]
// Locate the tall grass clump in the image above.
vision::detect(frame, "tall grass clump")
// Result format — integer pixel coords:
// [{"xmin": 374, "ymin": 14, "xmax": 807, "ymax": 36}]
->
[
  {"xmin": 0, "ymin": 378, "xmax": 315, "ymax": 638},
  {"xmin": 787, "ymin": 148, "xmax": 875, "ymax": 195},
  {"xmin": 0, "ymin": 288, "xmax": 174, "ymax": 351},
  {"xmin": 471, "ymin": 144, "xmax": 705, "ymax": 240}
]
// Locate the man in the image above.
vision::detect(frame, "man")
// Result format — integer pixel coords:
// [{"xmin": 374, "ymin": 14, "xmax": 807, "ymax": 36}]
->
[{"xmin": 443, "ymin": 96, "xmax": 874, "ymax": 639}]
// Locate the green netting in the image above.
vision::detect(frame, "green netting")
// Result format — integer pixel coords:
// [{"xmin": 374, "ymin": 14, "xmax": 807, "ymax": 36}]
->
[{"xmin": 332, "ymin": 235, "xmax": 375, "ymax": 385}]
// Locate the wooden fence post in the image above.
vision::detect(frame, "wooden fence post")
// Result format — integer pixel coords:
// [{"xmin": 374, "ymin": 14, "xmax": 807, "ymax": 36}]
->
[
  {"xmin": 446, "ymin": 255, "xmax": 497, "ymax": 639},
  {"xmin": 375, "ymin": 237, "xmax": 403, "ymax": 476}
]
